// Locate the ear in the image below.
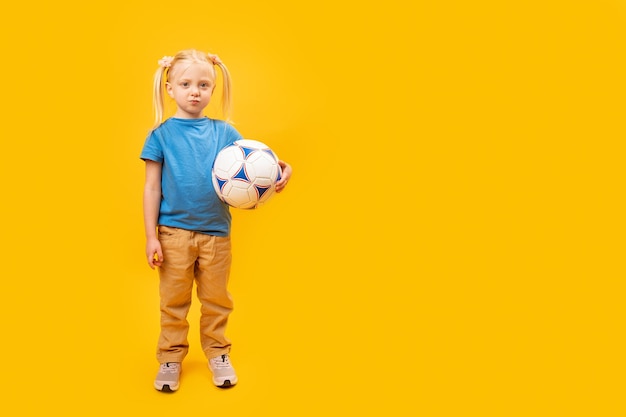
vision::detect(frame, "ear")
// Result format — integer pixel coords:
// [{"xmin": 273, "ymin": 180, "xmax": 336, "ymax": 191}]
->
[{"xmin": 165, "ymin": 82, "xmax": 174, "ymax": 98}]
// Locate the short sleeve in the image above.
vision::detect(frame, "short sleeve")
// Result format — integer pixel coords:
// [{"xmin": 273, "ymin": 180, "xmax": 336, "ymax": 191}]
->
[
  {"xmin": 218, "ymin": 121, "xmax": 244, "ymax": 149},
  {"xmin": 140, "ymin": 129, "xmax": 164, "ymax": 163}
]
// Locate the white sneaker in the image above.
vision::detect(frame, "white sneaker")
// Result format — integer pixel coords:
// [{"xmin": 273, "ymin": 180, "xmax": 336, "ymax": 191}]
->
[
  {"xmin": 208, "ymin": 354, "xmax": 238, "ymax": 387},
  {"xmin": 154, "ymin": 362, "xmax": 181, "ymax": 392}
]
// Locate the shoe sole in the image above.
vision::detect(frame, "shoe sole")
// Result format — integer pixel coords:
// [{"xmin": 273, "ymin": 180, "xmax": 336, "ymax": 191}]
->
[
  {"xmin": 213, "ymin": 376, "xmax": 237, "ymax": 388},
  {"xmin": 155, "ymin": 383, "xmax": 179, "ymax": 392}
]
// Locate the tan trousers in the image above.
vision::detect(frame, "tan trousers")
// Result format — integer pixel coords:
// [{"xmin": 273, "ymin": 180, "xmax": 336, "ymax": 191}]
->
[{"xmin": 156, "ymin": 225, "xmax": 233, "ymax": 364}]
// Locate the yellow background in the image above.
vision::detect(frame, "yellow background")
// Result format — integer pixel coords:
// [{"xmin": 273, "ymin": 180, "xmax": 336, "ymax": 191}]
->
[{"xmin": 1, "ymin": 1, "xmax": 625, "ymax": 415}]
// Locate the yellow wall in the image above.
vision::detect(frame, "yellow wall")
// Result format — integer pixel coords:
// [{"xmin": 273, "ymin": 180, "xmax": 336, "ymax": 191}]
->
[{"xmin": 1, "ymin": 1, "xmax": 625, "ymax": 415}]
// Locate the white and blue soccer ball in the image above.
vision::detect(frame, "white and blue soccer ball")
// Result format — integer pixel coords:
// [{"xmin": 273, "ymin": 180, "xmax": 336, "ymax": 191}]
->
[{"xmin": 212, "ymin": 139, "xmax": 282, "ymax": 209}]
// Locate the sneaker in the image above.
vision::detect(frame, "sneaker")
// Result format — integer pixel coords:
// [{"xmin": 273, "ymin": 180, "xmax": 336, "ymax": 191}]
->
[
  {"xmin": 208, "ymin": 354, "xmax": 238, "ymax": 387},
  {"xmin": 154, "ymin": 362, "xmax": 181, "ymax": 392}
]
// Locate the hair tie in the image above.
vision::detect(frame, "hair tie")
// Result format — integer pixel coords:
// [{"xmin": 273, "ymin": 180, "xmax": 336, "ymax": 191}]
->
[
  {"xmin": 158, "ymin": 56, "xmax": 173, "ymax": 68},
  {"xmin": 207, "ymin": 53, "xmax": 223, "ymax": 65}
]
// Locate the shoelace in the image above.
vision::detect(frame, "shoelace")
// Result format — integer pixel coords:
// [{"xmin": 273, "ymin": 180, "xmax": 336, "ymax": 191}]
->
[
  {"xmin": 211, "ymin": 355, "xmax": 232, "ymax": 369},
  {"xmin": 160, "ymin": 362, "xmax": 180, "ymax": 373}
]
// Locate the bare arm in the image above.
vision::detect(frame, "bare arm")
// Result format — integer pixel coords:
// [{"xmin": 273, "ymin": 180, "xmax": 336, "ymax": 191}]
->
[{"xmin": 143, "ymin": 160, "xmax": 163, "ymax": 269}]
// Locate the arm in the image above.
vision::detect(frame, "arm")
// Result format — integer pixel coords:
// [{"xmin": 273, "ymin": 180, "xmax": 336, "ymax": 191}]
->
[
  {"xmin": 143, "ymin": 160, "xmax": 163, "ymax": 269},
  {"xmin": 275, "ymin": 160, "xmax": 292, "ymax": 193}
]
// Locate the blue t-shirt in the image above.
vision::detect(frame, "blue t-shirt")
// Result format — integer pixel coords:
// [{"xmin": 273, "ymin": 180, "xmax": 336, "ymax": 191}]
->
[{"xmin": 140, "ymin": 117, "xmax": 243, "ymax": 236}]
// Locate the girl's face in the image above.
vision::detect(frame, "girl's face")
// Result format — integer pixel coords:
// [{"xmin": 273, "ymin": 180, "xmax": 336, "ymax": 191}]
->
[{"xmin": 166, "ymin": 61, "xmax": 215, "ymax": 119}]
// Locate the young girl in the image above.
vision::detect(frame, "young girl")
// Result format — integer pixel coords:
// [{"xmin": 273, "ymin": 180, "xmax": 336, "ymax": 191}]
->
[{"xmin": 140, "ymin": 49, "xmax": 291, "ymax": 392}]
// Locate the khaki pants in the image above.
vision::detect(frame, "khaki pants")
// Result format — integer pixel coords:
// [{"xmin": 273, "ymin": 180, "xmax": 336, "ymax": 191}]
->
[{"xmin": 156, "ymin": 225, "xmax": 233, "ymax": 363}]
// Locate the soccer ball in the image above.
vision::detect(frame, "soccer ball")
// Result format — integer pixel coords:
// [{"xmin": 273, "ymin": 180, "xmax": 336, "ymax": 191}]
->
[{"xmin": 212, "ymin": 139, "xmax": 282, "ymax": 209}]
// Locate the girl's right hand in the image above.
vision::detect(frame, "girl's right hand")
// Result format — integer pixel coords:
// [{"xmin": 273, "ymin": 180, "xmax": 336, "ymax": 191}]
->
[{"xmin": 146, "ymin": 238, "xmax": 163, "ymax": 269}]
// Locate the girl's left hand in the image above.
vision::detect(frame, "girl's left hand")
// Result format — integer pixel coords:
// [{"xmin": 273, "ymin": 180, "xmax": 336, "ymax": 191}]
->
[{"xmin": 275, "ymin": 160, "xmax": 292, "ymax": 193}]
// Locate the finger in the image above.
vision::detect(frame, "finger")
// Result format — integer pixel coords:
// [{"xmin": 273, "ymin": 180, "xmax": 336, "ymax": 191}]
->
[{"xmin": 148, "ymin": 251, "xmax": 162, "ymax": 268}]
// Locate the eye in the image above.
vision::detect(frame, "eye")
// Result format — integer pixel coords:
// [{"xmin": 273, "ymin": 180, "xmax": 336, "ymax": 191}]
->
[{"xmin": 181, "ymin": 82, "xmax": 189, "ymax": 87}]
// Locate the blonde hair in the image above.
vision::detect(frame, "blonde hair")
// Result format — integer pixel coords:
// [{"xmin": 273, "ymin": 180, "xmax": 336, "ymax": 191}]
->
[{"xmin": 152, "ymin": 49, "xmax": 233, "ymax": 128}]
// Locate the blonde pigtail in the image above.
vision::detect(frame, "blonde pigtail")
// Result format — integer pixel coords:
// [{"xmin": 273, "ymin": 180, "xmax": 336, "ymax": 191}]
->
[
  {"xmin": 152, "ymin": 66, "xmax": 167, "ymax": 129},
  {"xmin": 213, "ymin": 60, "xmax": 233, "ymax": 122}
]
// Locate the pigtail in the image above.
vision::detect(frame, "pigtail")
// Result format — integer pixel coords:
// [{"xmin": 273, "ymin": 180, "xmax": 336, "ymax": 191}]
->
[
  {"xmin": 152, "ymin": 66, "xmax": 167, "ymax": 129},
  {"xmin": 214, "ymin": 61, "xmax": 233, "ymax": 122}
]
